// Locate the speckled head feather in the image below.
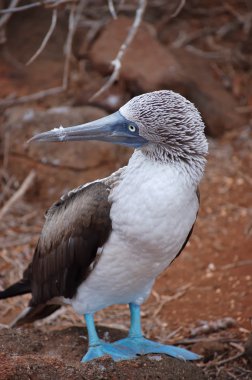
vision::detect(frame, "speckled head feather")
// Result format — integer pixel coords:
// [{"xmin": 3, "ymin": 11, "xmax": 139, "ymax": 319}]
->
[{"xmin": 120, "ymin": 90, "xmax": 208, "ymax": 170}]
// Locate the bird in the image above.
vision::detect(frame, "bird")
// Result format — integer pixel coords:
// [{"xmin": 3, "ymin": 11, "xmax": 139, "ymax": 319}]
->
[{"xmin": 0, "ymin": 90, "xmax": 208, "ymax": 362}]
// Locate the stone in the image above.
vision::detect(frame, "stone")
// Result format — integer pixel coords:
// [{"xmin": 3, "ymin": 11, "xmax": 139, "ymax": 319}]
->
[
  {"xmin": 172, "ymin": 50, "xmax": 246, "ymax": 137},
  {"xmin": 89, "ymin": 17, "xmax": 184, "ymax": 94},
  {"xmin": 192, "ymin": 340, "xmax": 227, "ymax": 361},
  {"xmin": 89, "ymin": 17, "xmax": 245, "ymax": 136}
]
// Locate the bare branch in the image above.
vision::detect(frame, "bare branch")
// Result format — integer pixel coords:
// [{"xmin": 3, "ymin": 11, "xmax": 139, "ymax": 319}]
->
[
  {"xmin": 172, "ymin": 27, "xmax": 214, "ymax": 48},
  {"xmin": 190, "ymin": 317, "xmax": 236, "ymax": 337},
  {"xmin": 108, "ymin": 0, "xmax": 117, "ymax": 19},
  {"xmin": 185, "ymin": 45, "xmax": 224, "ymax": 59},
  {"xmin": 0, "ymin": 86, "xmax": 65, "ymax": 108},
  {"xmin": 0, "ymin": 1, "xmax": 51, "ymax": 14},
  {"xmin": 175, "ymin": 337, "xmax": 242, "ymax": 345},
  {"xmin": 221, "ymin": 259, "xmax": 252, "ymax": 270},
  {"xmin": 0, "ymin": 171, "xmax": 36, "ymax": 220},
  {"xmin": 62, "ymin": 0, "xmax": 87, "ymax": 88},
  {"xmin": 153, "ymin": 283, "xmax": 191, "ymax": 318},
  {"xmin": 0, "ymin": 0, "xmax": 20, "ymax": 29},
  {"xmin": 90, "ymin": 0, "xmax": 147, "ymax": 101},
  {"xmin": 215, "ymin": 352, "xmax": 244, "ymax": 366},
  {"xmin": 26, "ymin": 9, "xmax": 58, "ymax": 66},
  {"xmin": 46, "ymin": 0, "xmax": 78, "ymax": 9},
  {"xmin": 3, "ymin": 131, "xmax": 10, "ymax": 172},
  {"xmin": 171, "ymin": 0, "xmax": 185, "ymax": 18},
  {"xmin": 0, "ymin": 0, "xmax": 75, "ymax": 15},
  {"xmin": 62, "ymin": 4, "xmax": 76, "ymax": 89}
]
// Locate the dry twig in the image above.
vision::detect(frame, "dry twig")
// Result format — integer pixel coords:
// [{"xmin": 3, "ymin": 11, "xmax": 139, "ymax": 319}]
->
[
  {"xmin": 175, "ymin": 337, "xmax": 241, "ymax": 345},
  {"xmin": 153, "ymin": 283, "xmax": 191, "ymax": 318},
  {"xmin": 108, "ymin": 0, "xmax": 117, "ymax": 19},
  {"xmin": 185, "ymin": 45, "xmax": 224, "ymax": 59},
  {"xmin": 0, "ymin": 1, "xmax": 47, "ymax": 14},
  {"xmin": 190, "ymin": 317, "xmax": 236, "ymax": 337},
  {"xmin": 90, "ymin": 0, "xmax": 147, "ymax": 100},
  {"xmin": 3, "ymin": 131, "xmax": 10, "ymax": 172},
  {"xmin": 0, "ymin": 171, "xmax": 36, "ymax": 220},
  {"xmin": 0, "ymin": 0, "xmax": 20, "ymax": 29},
  {"xmin": 62, "ymin": 0, "xmax": 88, "ymax": 89},
  {"xmin": 0, "ymin": 87, "xmax": 65, "ymax": 108},
  {"xmin": 221, "ymin": 260, "xmax": 252, "ymax": 270},
  {"xmin": 0, "ymin": 176, "xmax": 15, "ymax": 205},
  {"xmin": 171, "ymin": 0, "xmax": 185, "ymax": 18},
  {"xmin": 26, "ymin": 8, "xmax": 58, "ymax": 66},
  {"xmin": 0, "ymin": 0, "xmax": 75, "ymax": 14},
  {"xmin": 214, "ymin": 351, "xmax": 244, "ymax": 366},
  {"xmin": 172, "ymin": 27, "xmax": 214, "ymax": 48}
]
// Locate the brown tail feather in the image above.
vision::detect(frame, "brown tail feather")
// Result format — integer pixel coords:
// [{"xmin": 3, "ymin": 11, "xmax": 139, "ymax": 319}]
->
[
  {"xmin": 11, "ymin": 304, "xmax": 61, "ymax": 327},
  {"xmin": 0, "ymin": 280, "xmax": 31, "ymax": 299}
]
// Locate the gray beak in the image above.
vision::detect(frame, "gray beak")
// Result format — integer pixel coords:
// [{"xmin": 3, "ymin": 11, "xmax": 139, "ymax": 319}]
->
[{"xmin": 29, "ymin": 111, "xmax": 147, "ymax": 148}]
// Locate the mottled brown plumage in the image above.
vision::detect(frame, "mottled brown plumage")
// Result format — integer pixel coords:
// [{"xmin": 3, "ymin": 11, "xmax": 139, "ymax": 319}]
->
[
  {"xmin": 31, "ymin": 182, "xmax": 112, "ymax": 305},
  {"xmin": 1, "ymin": 181, "xmax": 112, "ymax": 323}
]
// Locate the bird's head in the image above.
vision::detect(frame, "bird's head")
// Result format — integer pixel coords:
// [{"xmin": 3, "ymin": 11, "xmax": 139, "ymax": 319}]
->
[
  {"xmin": 30, "ymin": 90, "xmax": 208, "ymax": 166},
  {"xmin": 119, "ymin": 90, "xmax": 208, "ymax": 164}
]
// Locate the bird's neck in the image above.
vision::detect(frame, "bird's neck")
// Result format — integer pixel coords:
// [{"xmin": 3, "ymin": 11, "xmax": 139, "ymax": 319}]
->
[{"xmin": 132, "ymin": 148, "xmax": 206, "ymax": 187}]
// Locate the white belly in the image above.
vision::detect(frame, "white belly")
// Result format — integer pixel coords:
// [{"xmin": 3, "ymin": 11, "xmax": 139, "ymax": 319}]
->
[{"xmin": 71, "ymin": 151, "xmax": 199, "ymax": 314}]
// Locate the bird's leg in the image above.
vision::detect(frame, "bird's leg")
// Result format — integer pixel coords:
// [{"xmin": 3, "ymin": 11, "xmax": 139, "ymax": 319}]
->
[
  {"xmin": 81, "ymin": 313, "xmax": 136, "ymax": 362},
  {"xmin": 128, "ymin": 303, "xmax": 143, "ymax": 338},
  {"xmin": 113, "ymin": 303, "xmax": 201, "ymax": 361}
]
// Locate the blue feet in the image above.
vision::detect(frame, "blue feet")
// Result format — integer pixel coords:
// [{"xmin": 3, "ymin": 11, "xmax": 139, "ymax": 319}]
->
[
  {"xmin": 81, "ymin": 341, "xmax": 136, "ymax": 362},
  {"xmin": 82, "ymin": 306, "xmax": 200, "ymax": 363},
  {"xmin": 113, "ymin": 336, "xmax": 201, "ymax": 361},
  {"xmin": 82, "ymin": 314, "xmax": 135, "ymax": 362}
]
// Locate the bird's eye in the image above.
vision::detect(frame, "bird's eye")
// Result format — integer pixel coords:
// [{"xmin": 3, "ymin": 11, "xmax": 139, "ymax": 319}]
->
[{"xmin": 128, "ymin": 125, "xmax": 136, "ymax": 132}]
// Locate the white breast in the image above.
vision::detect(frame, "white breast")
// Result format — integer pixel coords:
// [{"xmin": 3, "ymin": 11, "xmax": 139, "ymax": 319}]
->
[{"xmin": 71, "ymin": 151, "xmax": 199, "ymax": 315}]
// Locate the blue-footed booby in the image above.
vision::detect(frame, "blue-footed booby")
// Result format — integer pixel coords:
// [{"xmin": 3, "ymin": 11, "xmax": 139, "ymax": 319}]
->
[{"xmin": 0, "ymin": 90, "xmax": 208, "ymax": 362}]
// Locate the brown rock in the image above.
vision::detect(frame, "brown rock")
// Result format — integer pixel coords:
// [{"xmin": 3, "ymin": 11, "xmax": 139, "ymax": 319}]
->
[
  {"xmin": 89, "ymin": 17, "xmax": 245, "ymax": 136},
  {"xmin": 89, "ymin": 17, "xmax": 185, "ymax": 94},
  {"xmin": 172, "ymin": 50, "xmax": 246, "ymax": 137},
  {"xmin": 192, "ymin": 340, "xmax": 227, "ymax": 361},
  {"xmin": 0, "ymin": 326, "xmax": 207, "ymax": 380}
]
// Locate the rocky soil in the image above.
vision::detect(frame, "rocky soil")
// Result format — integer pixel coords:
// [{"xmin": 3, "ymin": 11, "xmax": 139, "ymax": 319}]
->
[{"xmin": 0, "ymin": 326, "xmax": 208, "ymax": 380}]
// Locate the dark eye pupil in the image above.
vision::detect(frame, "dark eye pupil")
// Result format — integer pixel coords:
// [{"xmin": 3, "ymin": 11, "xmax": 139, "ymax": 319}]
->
[{"xmin": 129, "ymin": 125, "xmax": 135, "ymax": 132}]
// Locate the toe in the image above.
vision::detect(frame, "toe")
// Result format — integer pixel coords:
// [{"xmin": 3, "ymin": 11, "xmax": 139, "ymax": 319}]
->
[
  {"xmin": 113, "ymin": 337, "xmax": 201, "ymax": 361},
  {"xmin": 81, "ymin": 342, "xmax": 136, "ymax": 363}
]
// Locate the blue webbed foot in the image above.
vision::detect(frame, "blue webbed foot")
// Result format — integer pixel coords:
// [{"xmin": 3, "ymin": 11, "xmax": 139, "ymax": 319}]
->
[
  {"xmin": 113, "ymin": 336, "xmax": 201, "ymax": 361},
  {"xmin": 81, "ymin": 341, "xmax": 137, "ymax": 363}
]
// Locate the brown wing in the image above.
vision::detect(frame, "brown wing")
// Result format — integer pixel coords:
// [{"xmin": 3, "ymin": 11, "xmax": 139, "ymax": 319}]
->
[{"xmin": 30, "ymin": 181, "xmax": 112, "ymax": 306}]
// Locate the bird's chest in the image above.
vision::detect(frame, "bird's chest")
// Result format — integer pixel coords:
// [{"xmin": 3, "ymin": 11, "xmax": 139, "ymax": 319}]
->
[{"xmin": 109, "ymin": 155, "xmax": 198, "ymax": 263}]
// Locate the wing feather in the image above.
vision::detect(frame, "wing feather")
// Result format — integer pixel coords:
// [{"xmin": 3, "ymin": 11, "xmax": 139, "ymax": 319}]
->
[{"xmin": 30, "ymin": 181, "xmax": 112, "ymax": 306}]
